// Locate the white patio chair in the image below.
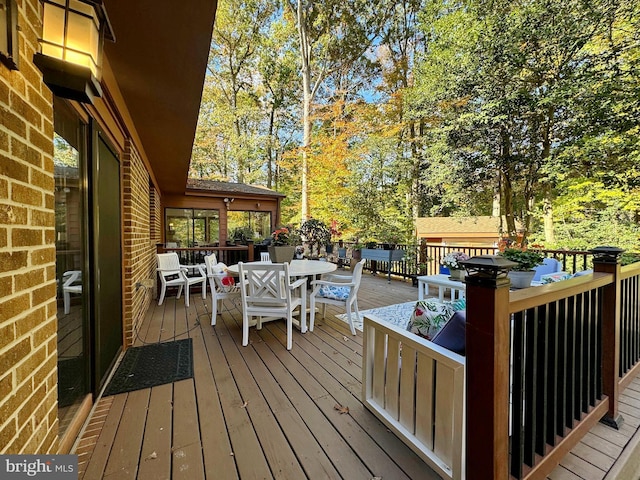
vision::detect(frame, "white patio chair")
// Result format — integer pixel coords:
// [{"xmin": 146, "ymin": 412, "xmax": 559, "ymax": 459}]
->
[
  {"xmin": 203, "ymin": 254, "xmax": 241, "ymax": 325},
  {"xmin": 156, "ymin": 252, "xmax": 206, "ymax": 307},
  {"xmin": 238, "ymin": 262, "xmax": 307, "ymax": 350},
  {"xmin": 260, "ymin": 251, "xmax": 272, "ymax": 262},
  {"xmin": 62, "ymin": 270, "xmax": 82, "ymax": 314},
  {"xmin": 309, "ymin": 259, "xmax": 365, "ymax": 335}
]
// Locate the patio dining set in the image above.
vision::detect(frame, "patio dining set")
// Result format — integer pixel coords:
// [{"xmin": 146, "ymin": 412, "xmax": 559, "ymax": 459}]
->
[{"xmin": 155, "ymin": 252, "xmax": 367, "ymax": 350}]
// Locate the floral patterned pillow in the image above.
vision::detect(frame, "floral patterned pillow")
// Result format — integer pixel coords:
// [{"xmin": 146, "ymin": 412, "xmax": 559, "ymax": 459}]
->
[
  {"xmin": 407, "ymin": 300, "xmax": 456, "ymax": 340},
  {"xmin": 318, "ymin": 285, "xmax": 350, "ymax": 301}
]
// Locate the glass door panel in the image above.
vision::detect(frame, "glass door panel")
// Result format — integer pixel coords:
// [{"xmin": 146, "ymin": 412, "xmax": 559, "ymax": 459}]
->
[{"xmin": 54, "ymin": 101, "xmax": 89, "ymax": 435}]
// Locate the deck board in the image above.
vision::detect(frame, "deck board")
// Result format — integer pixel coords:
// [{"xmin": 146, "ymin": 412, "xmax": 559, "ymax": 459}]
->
[
  {"xmin": 75, "ymin": 273, "xmax": 640, "ymax": 479},
  {"xmin": 137, "ymin": 383, "xmax": 173, "ymax": 480},
  {"xmin": 103, "ymin": 389, "xmax": 149, "ymax": 479}
]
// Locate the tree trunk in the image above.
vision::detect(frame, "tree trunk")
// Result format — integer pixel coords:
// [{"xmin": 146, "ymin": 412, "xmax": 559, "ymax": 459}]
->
[
  {"xmin": 296, "ymin": 0, "xmax": 312, "ymax": 221},
  {"xmin": 500, "ymin": 128, "xmax": 516, "ymax": 237}
]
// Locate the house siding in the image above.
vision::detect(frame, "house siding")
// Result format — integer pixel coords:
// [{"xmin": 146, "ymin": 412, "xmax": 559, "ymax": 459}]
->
[{"xmin": 0, "ymin": 0, "xmax": 58, "ymax": 454}]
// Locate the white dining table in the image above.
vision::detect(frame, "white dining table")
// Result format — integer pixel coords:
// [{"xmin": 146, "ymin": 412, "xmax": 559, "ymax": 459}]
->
[{"xmin": 226, "ymin": 259, "xmax": 337, "ymax": 277}]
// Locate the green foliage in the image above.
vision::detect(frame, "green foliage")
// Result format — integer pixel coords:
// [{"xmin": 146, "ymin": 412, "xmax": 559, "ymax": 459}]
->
[
  {"xmin": 188, "ymin": 0, "xmax": 639, "ymax": 254},
  {"xmin": 499, "ymin": 248, "xmax": 545, "ymax": 271},
  {"xmin": 621, "ymin": 253, "xmax": 640, "ymax": 266}
]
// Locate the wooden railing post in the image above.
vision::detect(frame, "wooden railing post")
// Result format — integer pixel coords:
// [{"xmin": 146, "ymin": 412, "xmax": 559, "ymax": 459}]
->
[
  {"xmin": 461, "ymin": 256, "xmax": 515, "ymax": 480},
  {"xmin": 592, "ymin": 246, "xmax": 624, "ymax": 429}
]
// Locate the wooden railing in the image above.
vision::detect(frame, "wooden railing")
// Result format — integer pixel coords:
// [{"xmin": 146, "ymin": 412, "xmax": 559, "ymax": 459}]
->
[
  {"xmin": 421, "ymin": 244, "xmax": 592, "ymax": 276},
  {"xmin": 330, "ymin": 242, "xmax": 593, "ymax": 280},
  {"xmin": 466, "ymin": 250, "xmax": 640, "ymax": 479}
]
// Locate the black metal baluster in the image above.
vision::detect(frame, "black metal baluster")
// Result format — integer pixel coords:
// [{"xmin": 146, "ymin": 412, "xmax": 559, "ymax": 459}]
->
[
  {"xmin": 582, "ymin": 291, "xmax": 592, "ymax": 413},
  {"xmin": 556, "ymin": 299, "xmax": 567, "ymax": 437},
  {"xmin": 546, "ymin": 303, "xmax": 558, "ymax": 446},
  {"xmin": 524, "ymin": 307, "xmax": 538, "ymax": 467},
  {"xmin": 511, "ymin": 311, "xmax": 526, "ymax": 479},
  {"xmin": 565, "ymin": 295, "xmax": 576, "ymax": 429},
  {"xmin": 536, "ymin": 305, "xmax": 549, "ymax": 455},
  {"xmin": 575, "ymin": 293, "xmax": 585, "ymax": 420}
]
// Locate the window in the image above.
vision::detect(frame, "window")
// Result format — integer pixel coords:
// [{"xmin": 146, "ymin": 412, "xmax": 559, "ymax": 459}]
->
[
  {"xmin": 227, "ymin": 210, "xmax": 271, "ymax": 241},
  {"xmin": 165, "ymin": 208, "xmax": 220, "ymax": 247}
]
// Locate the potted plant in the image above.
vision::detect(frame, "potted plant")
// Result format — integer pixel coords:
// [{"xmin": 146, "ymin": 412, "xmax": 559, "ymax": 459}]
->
[
  {"xmin": 268, "ymin": 226, "xmax": 296, "ymax": 263},
  {"xmin": 351, "ymin": 239, "xmax": 364, "ymax": 261},
  {"xmin": 440, "ymin": 252, "xmax": 470, "ymax": 281},
  {"xmin": 499, "ymin": 248, "xmax": 545, "ymax": 288},
  {"xmin": 230, "ymin": 226, "xmax": 254, "ymax": 245},
  {"xmin": 299, "ymin": 219, "xmax": 331, "ymax": 258}
]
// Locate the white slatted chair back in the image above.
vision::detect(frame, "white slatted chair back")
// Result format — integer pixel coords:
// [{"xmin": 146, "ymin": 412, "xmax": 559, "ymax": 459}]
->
[
  {"xmin": 260, "ymin": 252, "xmax": 272, "ymax": 262},
  {"xmin": 238, "ymin": 262, "xmax": 307, "ymax": 350},
  {"xmin": 203, "ymin": 254, "xmax": 240, "ymax": 325},
  {"xmin": 309, "ymin": 259, "xmax": 365, "ymax": 335}
]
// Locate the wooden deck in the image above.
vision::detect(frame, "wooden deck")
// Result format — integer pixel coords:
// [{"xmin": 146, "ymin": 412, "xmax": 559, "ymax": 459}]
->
[{"xmin": 74, "ymin": 273, "xmax": 640, "ymax": 479}]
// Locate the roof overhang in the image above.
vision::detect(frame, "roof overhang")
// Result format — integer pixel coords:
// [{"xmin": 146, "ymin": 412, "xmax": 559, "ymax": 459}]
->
[{"xmin": 103, "ymin": 0, "xmax": 217, "ymax": 194}]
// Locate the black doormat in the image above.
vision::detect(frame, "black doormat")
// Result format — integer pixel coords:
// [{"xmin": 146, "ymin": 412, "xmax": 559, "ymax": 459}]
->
[{"xmin": 103, "ymin": 338, "xmax": 193, "ymax": 396}]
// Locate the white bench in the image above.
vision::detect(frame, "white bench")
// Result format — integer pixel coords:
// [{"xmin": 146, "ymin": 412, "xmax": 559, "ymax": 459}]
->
[
  {"xmin": 417, "ymin": 274, "xmax": 466, "ymax": 301},
  {"xmin": 362, "ymin": 314, "xmax": 465, "ymax": 480}
]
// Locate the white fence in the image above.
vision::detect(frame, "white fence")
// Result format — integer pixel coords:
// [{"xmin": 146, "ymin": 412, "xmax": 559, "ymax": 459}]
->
[{"xmin": 362, "ymin": 315, "xmax": 466, "ymax": 480}]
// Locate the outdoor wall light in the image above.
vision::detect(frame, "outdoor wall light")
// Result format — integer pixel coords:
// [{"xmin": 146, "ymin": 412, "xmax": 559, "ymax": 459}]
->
[
  {"xmin": 0, "ymin": 0, "xmax": 19, "ymax": 70},
  {"xmin": 33, "ymin": 0, "xmax": 115, "ymax": 104},
  {"xmin": 223, "ymin": 197, "xmax": 234, "ymax": 209}
]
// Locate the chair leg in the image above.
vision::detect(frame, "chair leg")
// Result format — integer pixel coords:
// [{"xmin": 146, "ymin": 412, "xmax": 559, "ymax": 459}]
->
[
  {"xmin": 184, "ymin": 284, "xmax": 190, "ymax": 307},
  {"xmin": 158, "ymin": 284, "xmax": 166, "ymax": 305},
  {"xmin": 201, "ymin": 279, "xmax": 207, "ymax": 299},
  {"xmin": 64, "ymin": 291, "xmax": 71, "ymax": 314},
  {"xmin": 210, "ymin": 285, "xmax": 217, "ymax": 325},
  {"xmin": 350, "ymin": 300, "xmax": 360, "ymax": 335},
  {"xmin": 211, "ymin": 296, "xmax": 218, "ymax": 326},
  {"xmin": 309, "ymin": 296, "xmax": 315, "ymax": 332},
  {"xmin": 345, "ymin": 300, "xmax": 357, "ymax": 335},
  {"xmin": 300, "ymin": 294, "xmax": 307, "ymax": 333},
  {"xmin": 286, "ymin": 312, "xmax": 293, "ymax": 350},
  {"xmin": 242, "ymin": 312, "xmax": 250, "ymax": 346}
]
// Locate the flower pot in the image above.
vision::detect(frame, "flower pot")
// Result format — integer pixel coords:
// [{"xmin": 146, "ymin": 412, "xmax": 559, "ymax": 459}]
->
[
  {"xmin": 267, "ymin": 245, "xmax": 295, "ymax": 263},
  {"xmin": 449, "ymin": 268, "xmax": 465, "ymax": 281},
  {"xmin": 508, "ymin": 270, "xmax": 535, "ymax": 289}
]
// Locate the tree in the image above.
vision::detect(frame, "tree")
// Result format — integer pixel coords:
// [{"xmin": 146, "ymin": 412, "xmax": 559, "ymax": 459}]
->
[
  {"xmin": 286, "ymin": 0, "xmax": 392, "ymax": 220},
  {"xmin": 409, "ymin": 0, "xmax": 633, "ymax": 242}
]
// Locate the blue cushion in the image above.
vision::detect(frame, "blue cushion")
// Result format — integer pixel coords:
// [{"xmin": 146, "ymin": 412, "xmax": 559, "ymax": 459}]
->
[
  {"xmin": 533, "ymin": 258, "xmax": 562, "ymax": 281},
  {"xmin": 318, "ymin": 285, "xmax": 350, "ymax": 301},
  {"xmin": 432, "ymin": 311, "xmax": 466, "ymax": 356},
  {"xmin": 449, "ymin": 298, "xmax": 466, "ymax": 311}
]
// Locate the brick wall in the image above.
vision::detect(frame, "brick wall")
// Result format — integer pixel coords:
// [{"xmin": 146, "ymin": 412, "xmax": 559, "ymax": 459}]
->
[
  {"xmin": 121, "ymin": 139, "xmax": 155, "ymax": 348},
  {"xmin": 0, "ymin": 0, "xmax": 59, "ymax": 454}
]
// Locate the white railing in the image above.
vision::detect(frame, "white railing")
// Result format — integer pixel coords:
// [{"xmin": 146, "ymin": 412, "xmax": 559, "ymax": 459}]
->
[{"xmin": 362, "ymin": 315, "xmax": 466, "ymax": 480}]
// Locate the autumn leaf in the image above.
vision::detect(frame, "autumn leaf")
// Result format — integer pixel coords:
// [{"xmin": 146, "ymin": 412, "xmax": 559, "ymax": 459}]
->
[
  {"xmin": 144, "ymin": 451, "xmax": 157, "ymax": 461},
  {"xmin": 334, "ymin": 404, "xmax": 349, "ymax": 414}
]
